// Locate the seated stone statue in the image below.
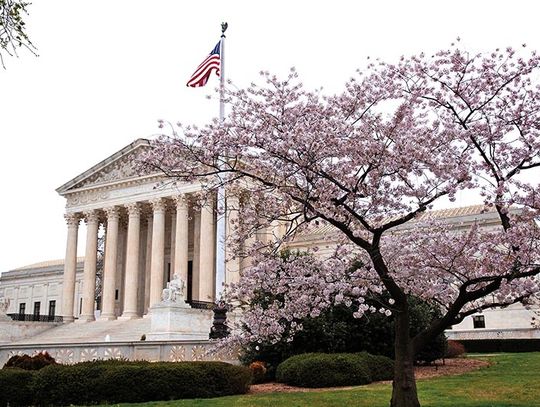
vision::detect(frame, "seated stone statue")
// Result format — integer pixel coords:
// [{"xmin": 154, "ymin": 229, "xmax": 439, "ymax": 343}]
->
[{"xmin": 161, "ymin": 274, "xmax": 185, "ymax": 303}]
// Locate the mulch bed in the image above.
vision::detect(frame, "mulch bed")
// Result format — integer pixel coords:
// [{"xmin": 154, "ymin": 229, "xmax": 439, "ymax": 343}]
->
[{"xmin": 249, "ymin": 358, "xmax": 490, "ymax": 394}]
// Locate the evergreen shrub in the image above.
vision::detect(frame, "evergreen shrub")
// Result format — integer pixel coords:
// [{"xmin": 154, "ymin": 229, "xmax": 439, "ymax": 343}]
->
[
  {"xmin": 0, "ymin": 360, "xmax": 250, "ymax": 406},
  {"xmin": 276, "ymin": 353, "xmax": 373, "ymax": 388},
  {"xmin": 0, "ymin": 368, "xmax": 35, "ymax": 407},
  {"xmin": 357, "ymin": 351, "xmax": 394, "ymax": 381}
]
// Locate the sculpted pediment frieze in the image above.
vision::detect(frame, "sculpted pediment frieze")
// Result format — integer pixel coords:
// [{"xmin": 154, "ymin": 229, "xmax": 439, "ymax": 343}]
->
[
  {"xmin": 57, "ymin": 140, "xmax": 157, "ymax": 194},
  {"xmin": 74, "ymin": 149, "xmax": 146, "ymax": 189}
]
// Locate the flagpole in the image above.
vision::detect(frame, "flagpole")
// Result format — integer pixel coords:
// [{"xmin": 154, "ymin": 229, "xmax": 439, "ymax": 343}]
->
[{"xmin": 215, "ymin": 22, "xmax": 228, "ymax": 301}]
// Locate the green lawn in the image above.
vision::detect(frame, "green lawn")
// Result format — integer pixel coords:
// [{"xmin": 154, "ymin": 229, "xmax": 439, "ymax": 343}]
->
[{"xmin": 104, "ymin": 353, "xmax": 540, "ymax": 407}]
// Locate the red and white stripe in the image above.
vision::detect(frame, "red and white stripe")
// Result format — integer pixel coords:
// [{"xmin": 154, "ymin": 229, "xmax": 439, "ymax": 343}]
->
[{"xmin": 186, "ymin": 54, "xmax": 220, "ymax": 88}]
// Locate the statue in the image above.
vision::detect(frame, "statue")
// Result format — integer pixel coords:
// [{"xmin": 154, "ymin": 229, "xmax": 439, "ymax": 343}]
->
[{"xmin": 161, "ymin": 274, "xmax": 185, "ymax": 304}]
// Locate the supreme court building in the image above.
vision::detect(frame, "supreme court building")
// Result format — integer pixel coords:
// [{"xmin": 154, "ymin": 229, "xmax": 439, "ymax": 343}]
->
[{"xmin": 55, "ymin": 138, "xmax": 240, "ymax": 322}]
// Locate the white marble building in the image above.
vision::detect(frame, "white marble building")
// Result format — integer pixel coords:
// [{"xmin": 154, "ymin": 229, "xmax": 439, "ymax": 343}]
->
[
  {"xmin": 54, "ymin": 138, "xmax": 241, "ymax": 323},
  {"xmin": 0, "ymin": 258, "xmax": 83, "ymax": 319}
]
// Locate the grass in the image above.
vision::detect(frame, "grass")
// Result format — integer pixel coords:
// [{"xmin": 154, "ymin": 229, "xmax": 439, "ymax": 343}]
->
[{"xmin": 102, "ymin": 353, "xmax": 540, "ymax": 407}]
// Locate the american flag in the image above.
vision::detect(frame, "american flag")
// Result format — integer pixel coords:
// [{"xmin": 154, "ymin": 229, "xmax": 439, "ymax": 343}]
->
[{"xmin": 186, "ymin": 41, "xmax": 221, "ymax": 88}]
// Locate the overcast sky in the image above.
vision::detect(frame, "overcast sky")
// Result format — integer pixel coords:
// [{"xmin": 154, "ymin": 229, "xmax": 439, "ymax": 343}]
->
[{"xmin": 0, "ymin": 0, "xmax": 539, "ymax": 273}]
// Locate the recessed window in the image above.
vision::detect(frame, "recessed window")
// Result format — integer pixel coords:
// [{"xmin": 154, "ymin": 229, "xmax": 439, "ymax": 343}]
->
[
  {"xmin": 115, "ymin": 289, "xmax": 119, "ymax": 300},
  {"xmin": 19, "ymin": 303, "xmax": 26, "ymax": 315},
  {"xmin": 49, "ymin": 300, "xmax": 56, "ymax": 317},
  {"xmin": 473, "ymin": 315, "xmax": 485, "ymax": 329},
  {"xmin": 33, "ymin": 301, "xmax": 41, "ymax": 317}
]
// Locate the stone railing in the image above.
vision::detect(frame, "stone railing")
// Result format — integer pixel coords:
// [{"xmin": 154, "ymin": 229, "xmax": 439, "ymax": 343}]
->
[
  {"xmin": 7, "ymin": 313, "xmax": 63, "ymax": 323},
  {"xmin": 0, "ymin": 339, "xmax": 239, "ymax": 366}
]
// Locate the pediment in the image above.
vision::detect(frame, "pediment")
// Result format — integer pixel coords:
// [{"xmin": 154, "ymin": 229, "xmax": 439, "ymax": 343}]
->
[{"xmin": 56, "ymin": 138, "xmax": 154, "ymax": 194}]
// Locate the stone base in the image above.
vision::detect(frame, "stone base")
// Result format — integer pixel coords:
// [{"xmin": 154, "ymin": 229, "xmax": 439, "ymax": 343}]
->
[
  {"xmin": 118, "ymin": 314, "xmax": 141, "ymax": 321},
  {"xmin": 147, "ymin": 303, "xmax": 213, "ymax": 341},
  {"xmin": 99, "ymin": 314, "xmax": 117, "ymax": 321},
  {"xmin": 75, "ymin": 315, "xmax": 95, "ymax": 323}
]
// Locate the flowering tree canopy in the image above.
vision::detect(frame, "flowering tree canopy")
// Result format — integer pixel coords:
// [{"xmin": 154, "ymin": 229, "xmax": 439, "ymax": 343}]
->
[{"xmin": 144, "ymin": 43, "xmax": 540, "ymax": 407}]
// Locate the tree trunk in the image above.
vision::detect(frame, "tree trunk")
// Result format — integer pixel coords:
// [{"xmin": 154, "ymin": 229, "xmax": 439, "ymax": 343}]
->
[{"xmin": 390, "ymin": 303, "xmax": 421, "ymax": 407}]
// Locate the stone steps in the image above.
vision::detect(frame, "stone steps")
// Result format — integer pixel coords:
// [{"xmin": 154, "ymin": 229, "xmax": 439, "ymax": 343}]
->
[{"xmin": 12, "ymin": 318, "xmax": 151, "ymax": 345}]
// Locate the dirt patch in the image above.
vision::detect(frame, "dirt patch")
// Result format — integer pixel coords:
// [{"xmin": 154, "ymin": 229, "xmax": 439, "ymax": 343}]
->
[{"xmin": 249, "ymin": 358, "xmax": 490, "ymax": 394}]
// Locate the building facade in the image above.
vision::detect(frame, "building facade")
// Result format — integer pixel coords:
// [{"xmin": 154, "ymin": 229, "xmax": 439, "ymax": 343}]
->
[
  {"xmin": 54, "ymin": 138, "xmax": 241, "ymax": 323},
  {"xmin": 0, "ymin": 258, "xmax": 83, "ymax": 319}
]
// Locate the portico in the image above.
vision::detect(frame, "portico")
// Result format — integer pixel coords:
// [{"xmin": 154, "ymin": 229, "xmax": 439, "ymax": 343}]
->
[{"xmin": 56, "ymin": 139, "xmax": 240, "ymax": 322}]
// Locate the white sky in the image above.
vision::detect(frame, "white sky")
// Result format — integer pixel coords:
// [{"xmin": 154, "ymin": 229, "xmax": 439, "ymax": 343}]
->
[{"xmin": 0, "ymin": 0, "xmax": 539, "ymax": 273}]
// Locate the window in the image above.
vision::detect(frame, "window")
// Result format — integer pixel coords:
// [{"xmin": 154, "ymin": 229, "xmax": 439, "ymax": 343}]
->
[
  {"xmin": 48, "ymin": 300, "xmax": 56, "ymax": 317},
  {"xmin": 19, "ymin": 303, "xmax": 26, "ymax": 315},
  {"xmin": 115, "ymin": 289, "xmax": 119, "ymax": 300},
  {"xmin": 33, "ymin": 301, "xmax": 41, "ymax": 317},
  {"xmin": 473, "ymin": 315, "xmax": 485, "ymax": 329}
]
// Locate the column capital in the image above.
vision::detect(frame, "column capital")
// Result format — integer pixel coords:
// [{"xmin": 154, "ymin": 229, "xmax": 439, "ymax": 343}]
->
[
  {"xmin": 126, "ymin": 202, "xmax": 141, "ymax": 217},
  {"xmin": 104, "ymin": 206, "xmax": 120, "ymax": 219},
  {"xmin": 150, "ymin": 197, "xmax": 166, "ymax": 213},
  {"xmin": 64, "ymin": 213, "xmax": 81, "ymax": 227},
  {"xmin": 173, "ymin": 194, "xmax": 188, "ymax": 210},
  {"xmin": 83, "ymin": 210, "xmax": 100, "ymax": 225}
]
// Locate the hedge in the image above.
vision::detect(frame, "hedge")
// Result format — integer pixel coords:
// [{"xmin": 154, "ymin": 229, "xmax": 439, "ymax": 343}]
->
[
  {"xmin": 0, "ymin": 368, "xmax": 35, "ymax": 407},
  {"xmin": 357, "ymin": 351, "xmax": 394, "ymax": 381},
  {"xmin": 276, "ymin": 352, "xmax": 391, "ymax": 388},
  {"xmin": 459, "ymin": 339, "xmax": 540, "ymax": 353},
  {"xmin": 1, "ymin": 360, "xmax": 251, "ymax": 406}
]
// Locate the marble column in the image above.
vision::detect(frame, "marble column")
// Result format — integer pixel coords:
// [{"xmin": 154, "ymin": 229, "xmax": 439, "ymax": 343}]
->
[
  {"xmin": 149, "ymin": 198, "xmax": 166, "ymax": 307},
  {"xmin": 61, "ymin": 213, "xmax": 80, "ymax": 323},
  {"xmin": 170, "ymin": 213, "xmax": 176, "ymax": 281},
  {"xmin": 79, "ymin": 210, "xmax": 99, "ymax": 322},
  {"xmin": 121, "ymin": 203, "xmax": 141, "ymax": 319},
  {"xmin": 173, "ymin": 195, "xmax": 189, "ymax": 298},
  {"xmin": 225, "ymin": 196, "xmax": 241, "ymax": 286},
  {"xmin": 192, "ymin": 210, "xmax": 201, "ymax": 301},
  {"xmin": 100, "ymin": 206, "xmax": 120, "ymax": 320},
  {"xmin": 199, "ymin": 201, "xmax": 215, "ymax": 302},
  {"xmin": 144, "ymin": 214, "xmax": 153, "ymax": 314}
]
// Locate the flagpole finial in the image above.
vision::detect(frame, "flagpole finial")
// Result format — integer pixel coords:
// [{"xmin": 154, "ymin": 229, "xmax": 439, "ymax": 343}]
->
[{"xmin": 221, "ymin": 22, "xmax": 228, "ymax": 37}]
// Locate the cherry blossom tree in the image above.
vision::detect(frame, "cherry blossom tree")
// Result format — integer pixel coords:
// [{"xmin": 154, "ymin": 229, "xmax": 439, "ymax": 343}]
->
[{"xmin": 143, "ymin": 43, "xmax": 540, "ymax": 407}]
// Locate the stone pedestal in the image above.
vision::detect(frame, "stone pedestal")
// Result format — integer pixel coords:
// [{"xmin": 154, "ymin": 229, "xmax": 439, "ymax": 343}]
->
[{"xmin": 147, "ymin": 302, "xmax": 213, "ymax": 341}]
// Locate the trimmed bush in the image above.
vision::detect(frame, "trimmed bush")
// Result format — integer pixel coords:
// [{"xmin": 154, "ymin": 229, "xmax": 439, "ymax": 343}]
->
[
  {"xmin": 445, "ymin": 340, "xmax": 466, "ymax": 358},
  {"xmin": 0, "ymin": 368, "xmax": 35, "ymax": 407},
  {"xmin": 357, "ymin": 352, "xmax": 394, "ymax": 381},
  {"xmin": 4, "ymin": 360, "xmax": 252, "ymax": 406},
  {"xmin": 3, "ymin": 351, "xmax": 56, "ymax": 370},
  {"xmin": 276, "ymin": 353, "xmax": 372, "ymax": 388}
]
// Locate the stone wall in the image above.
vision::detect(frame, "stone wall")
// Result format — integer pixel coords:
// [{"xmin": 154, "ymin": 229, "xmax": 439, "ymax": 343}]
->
[{"xmin": 0, "ymin": 339, "xmax": 239, "ymax": 366}]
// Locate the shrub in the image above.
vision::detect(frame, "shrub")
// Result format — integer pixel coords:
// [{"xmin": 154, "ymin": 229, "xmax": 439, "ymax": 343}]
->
[
  {"xmin": 3, "ymin": 351, "xmax": 57, "ymax": 370},
  {"xmin": 0, "ymin": 368, "xmax": 35, "ymax": 407},
  {"xmin": 357, "ymin": 352, "xmax": 394, "ymax": 381},
  {"xmin": 445, "ymin": 340, "xmax": 466, "ymax": 358},
  {"xmin": 249, "ymin": 361, "xmax": 267, "ymax": 384},
  {"xmin": 30, "ymin": 360, "xmax": 251, "ymax": 405},
  {"xmin": 276, "ymin": 353, "xmax": 372, "ymax": 388}
]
